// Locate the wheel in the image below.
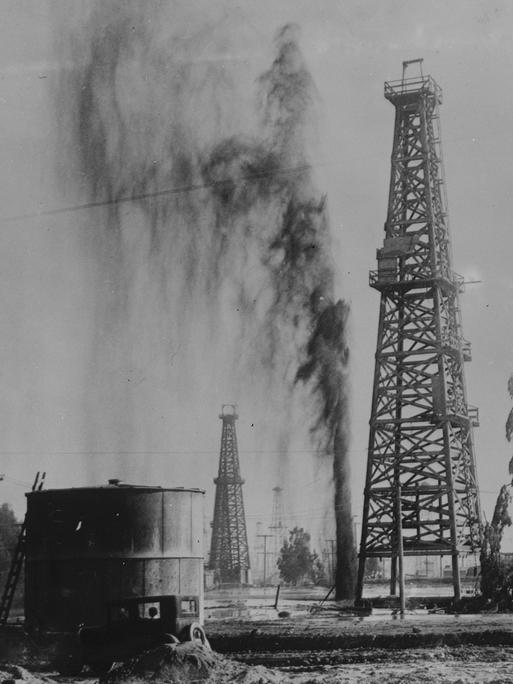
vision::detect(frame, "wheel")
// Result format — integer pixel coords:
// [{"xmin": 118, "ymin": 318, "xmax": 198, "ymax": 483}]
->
[
  {"xmin": 88, "ymin": 661, "xmax": 113, "ymax": 675},
  {"xmin": 188, "ymin": 623, "xmax": 211, "ymax": 650},
  {"xmin": 162, "ymin": 633, "xmax": 180, "ymax": 645}
]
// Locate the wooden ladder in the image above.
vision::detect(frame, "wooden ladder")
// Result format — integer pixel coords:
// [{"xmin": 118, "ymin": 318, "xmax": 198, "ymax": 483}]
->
[{"xmin": 0, "ymin": 471, "xmax": 45, "ymax": 624}]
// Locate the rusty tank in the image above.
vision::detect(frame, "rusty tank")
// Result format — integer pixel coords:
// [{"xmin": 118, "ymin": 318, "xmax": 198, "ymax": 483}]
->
[{"xmin": 24, "ymin": 481, "xmax": 204, "ymax": 633}]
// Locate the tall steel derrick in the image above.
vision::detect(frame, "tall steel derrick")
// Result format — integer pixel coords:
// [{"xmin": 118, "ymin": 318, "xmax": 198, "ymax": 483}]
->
[
  {"xmin": 269, "ymin": 486, "xmax": 286, "ymax": 578},
  {"xmin": 209, "ymin": 404, "xmax": 250, "ymax": 585},
  {"xmin": 356, "ymin": 61, "xmax": 482, "ymax": 603}
]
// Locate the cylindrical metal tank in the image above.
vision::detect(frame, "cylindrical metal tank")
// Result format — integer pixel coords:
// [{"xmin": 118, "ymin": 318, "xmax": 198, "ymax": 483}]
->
[{"xmin": 24, "ymin": 482, "xmax": 204, "ymax": 633}]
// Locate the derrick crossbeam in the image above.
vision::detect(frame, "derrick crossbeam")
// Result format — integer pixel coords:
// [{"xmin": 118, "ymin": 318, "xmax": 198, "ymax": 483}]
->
[{"xmin": 357, "ymin": 70, "xmax": 482, "ymax": 603}]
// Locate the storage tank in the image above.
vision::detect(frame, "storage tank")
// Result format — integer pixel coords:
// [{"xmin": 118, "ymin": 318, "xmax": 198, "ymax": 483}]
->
[{"xmin": 24, "ymin": 482, "xmax": 204, "ymax": 633}]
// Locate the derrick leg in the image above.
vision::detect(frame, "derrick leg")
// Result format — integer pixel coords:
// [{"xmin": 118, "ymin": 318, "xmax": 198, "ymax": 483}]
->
[
  {"xmin": 390, "ymin": 555, "xmax": 397, "ymax": 596},
  {"xmin": 452, "ymin": 554, "xmax": 461, "ymax": 601},
  {"xmin": 355, "ymin": 556, "xmax": 366, "ymax": 601}
]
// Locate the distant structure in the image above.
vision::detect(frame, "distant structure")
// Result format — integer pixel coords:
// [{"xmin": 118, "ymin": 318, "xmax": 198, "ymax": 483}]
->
[
  {"xmin": 357, "ymin": 60, "xmax": 482, "ymax": 604},
  {"xmin": 254, "ymin": 521, "xmax": 264, "ymax": 582},
  {"xmin": 209, "ymin": 404, "xmax": 250, "ymax": 585},
  {"xmin": 269, "ymin": 485, "xmax": 287, "ymax": 576}
]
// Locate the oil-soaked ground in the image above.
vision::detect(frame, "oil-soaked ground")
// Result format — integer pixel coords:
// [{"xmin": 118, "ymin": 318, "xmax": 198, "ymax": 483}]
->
[
  {"xmin": 12, "ymin": 644, "xmax": 513, "ymax": 683},
  {"xmin": 3, "ymin": 584, "xmax": 513, "ymax": 683},
  {"xmin": 202, "ymin": 584, "xmax": 513, "ymax": 682}
]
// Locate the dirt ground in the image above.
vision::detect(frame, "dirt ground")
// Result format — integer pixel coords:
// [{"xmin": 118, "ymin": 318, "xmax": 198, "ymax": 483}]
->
[
  {"xmin": 283, "ymin": 648, "xmax": 513, "ymax": 683},
  {"xmin": 4, "ymin": 607, "xmax": 513, "ymax": 683},
  {"xmin": 206, "ymin": 608, "xmax": 513, "ymax": 647},
  {"xmin": 49, "ymin": 645, "xmax": 513, "ymax": 683},
  {"xmin": 204, "ymin": 609, "xmax": 513, "ymax": 682},
  {"xmin": 4, "ymin": 645, "xmax": 513, "ymax": 682},
  {"xmin": 21, "ymin": 644, "xmax": 513, "ymax": 684}
]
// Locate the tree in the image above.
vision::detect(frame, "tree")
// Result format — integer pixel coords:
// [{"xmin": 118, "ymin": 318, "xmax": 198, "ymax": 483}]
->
[
  {"xmin": 480, "ymin": 485, "xmax": 513, "ymax": 603},
  {"xmin": 277, "ymin": 527, "xmax": 319, "ymax": 585},
  {"xmin": 310, "ymin": 556, "xmax": 328, "ymax": 586},
  {"xmin": 364, "ymin": 556, "xmax": 381, "ymax": 579},
  {"xmin": 479, "ymin": 373, "xmax": 513, "ymax": 606},
  {"xmin": 0, "ymin": 503, "xmax": 23, "ymax": 612},
  {"xmin": 0, "ymin": 503, "xmax": 20, "ymax": 580}
]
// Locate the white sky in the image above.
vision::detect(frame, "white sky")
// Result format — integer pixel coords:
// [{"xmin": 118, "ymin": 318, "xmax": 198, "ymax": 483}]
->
[{"xmin": 1, "ymin": 1, "xmax": 513, "ymax": 551}]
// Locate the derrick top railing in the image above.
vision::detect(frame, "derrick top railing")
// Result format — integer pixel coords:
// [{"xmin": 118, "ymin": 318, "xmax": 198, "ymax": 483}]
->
[{"xmin": 384, "ymin": 75, "xmax": 442, "ymax": 104}]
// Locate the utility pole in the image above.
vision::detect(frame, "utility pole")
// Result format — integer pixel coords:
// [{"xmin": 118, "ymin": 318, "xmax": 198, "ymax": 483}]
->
[
  {"xmin": 257, "ymin": 534, "xmax": 273, "ymax": 588},
  {"xmin": 357, "ymin": 60, "xmax": 482, "ymax": 603}
]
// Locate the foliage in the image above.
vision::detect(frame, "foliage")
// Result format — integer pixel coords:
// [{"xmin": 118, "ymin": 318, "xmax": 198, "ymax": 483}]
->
[
  {"xmin": 277, "ymin": 527, "xmax": 320, "ymax": 585},
  {"xmin": 364, "ymin": 556, "xmax": 381, "ymax": 579},
  {"xmin": 479, "ymin": 372, "xmax": 513, "ymax": 606},
  {"xmin": 310, "ymin": 557, "xmax": 328, "ymax": 586},
  {"xmin": 0, "ymin": 503, "xmax": 20, "ymax": 576},
  {"xmin": 480, "ymin": 485, "xmax": 513, "ymax": 604}
]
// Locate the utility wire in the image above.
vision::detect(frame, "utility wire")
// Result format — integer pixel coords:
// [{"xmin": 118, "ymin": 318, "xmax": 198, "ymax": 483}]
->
[
  {"xmin": 0, "ymin": 448, "xmax": 366, "ymax": 456},
  {"xmin": 1, "ymin": 162, "xmax": 314, "ymax": 224},
  {"xmin": 0, "ymin": 127, "xmax": 491, "ymax": 225}
]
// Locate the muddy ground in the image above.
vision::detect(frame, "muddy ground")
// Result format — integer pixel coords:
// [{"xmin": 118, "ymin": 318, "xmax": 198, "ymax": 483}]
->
[
  {"xmin": 204, "ymin": 609, "xmax": 513, "ymax": 682},
  {"xmin": 4, "ymin": 643, "xmax": 513, "ymax": 683},
  {"xmin": 3, "ymin": 612, "xmax": 513, "ymax": 683},
  {"xmin": 206, "ymin": 595, "xmax": 513, "ymax": 649},
  {"xmin": 4, "ymin": 591, "xmax": 513, "ymax": 683}
]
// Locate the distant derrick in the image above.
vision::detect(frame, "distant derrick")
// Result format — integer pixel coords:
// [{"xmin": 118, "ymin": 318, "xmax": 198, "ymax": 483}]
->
[
  {"xmin": 269, "ymin": 485, "xmax": 286, "ymax": 577},
  {"xmin": 209, "ymin": 405, "xmax": 250, "ymax": 585},
  {"xmin": 357, "ymin": 61, "xmax": 482, "ymax": 602}
]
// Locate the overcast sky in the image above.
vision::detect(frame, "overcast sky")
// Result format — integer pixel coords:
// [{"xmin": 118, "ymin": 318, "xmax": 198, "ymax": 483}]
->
[{"xmin": 0, "ymin": 0, "xmax": 512, "ymax": 552}]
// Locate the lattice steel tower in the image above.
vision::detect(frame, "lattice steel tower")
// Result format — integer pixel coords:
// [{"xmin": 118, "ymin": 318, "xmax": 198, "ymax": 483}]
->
[
  {"xmin": 357, "ymin": 61, "xmax": 482, "ymax": 602},
  {"xmin": 269, "ymin": 486, "xmax": 286, "ymax": 575},
  {"xmin": 209, "ymin": 404, "xmax": 250, "ymax": 585}
]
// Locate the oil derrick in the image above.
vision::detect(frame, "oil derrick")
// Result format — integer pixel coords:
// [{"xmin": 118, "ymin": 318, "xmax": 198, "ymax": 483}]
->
[
  {"xmin": 357, "ymin": 60, "xmax": 482, "ymax": 603},
  {"xmin": 269, "ymin": 486, "xmax": 286, "ymax": 577},
  {"xmin": 209, "ymin": 405, "xmax": 250, "ymax": 585}
]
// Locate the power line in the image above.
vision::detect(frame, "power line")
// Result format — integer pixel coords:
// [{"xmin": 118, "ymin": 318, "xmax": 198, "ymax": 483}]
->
[
  {"xmin": 0, "ymin": 448, "xmax": 367, "ymax": 456},
  {"xmin": 0, "ymin": 125, "xmax": 491, "ymax": 226},
  {"xmin": 1, "ymin": 162, "xmax": 315, "ymax": 224}
]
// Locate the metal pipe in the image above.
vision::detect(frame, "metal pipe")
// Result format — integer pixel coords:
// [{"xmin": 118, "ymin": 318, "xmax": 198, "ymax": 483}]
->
[{"xmin": 396, "ymin": 485, "xmax": 406, "ymax": 614}]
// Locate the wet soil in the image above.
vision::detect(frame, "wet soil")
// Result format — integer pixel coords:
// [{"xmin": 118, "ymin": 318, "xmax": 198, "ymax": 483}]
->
[
  {"xmin": 204, "ymin": 611, "xmax": 513, "ymax": 682},
  {"xmin": 4, "ymin": 607, "xmax": 513, "ymax": 682},
  {"xmin": 38, "ymin": 645, "xmax": 513, "ymax": 683},
  {"xmin": 206, "ymin": 610, "xmax": 513, "ymax": 650}
]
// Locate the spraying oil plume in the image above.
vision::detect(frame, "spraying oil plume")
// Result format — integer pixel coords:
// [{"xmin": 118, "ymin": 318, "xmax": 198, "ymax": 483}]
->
[
  {"xmin": 57, "ymin": 4, "xmax": 354, "ymax": 597},
  {"xmin": 296, "ymin": 298, "xmax": 355, "ymax": 596}
]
